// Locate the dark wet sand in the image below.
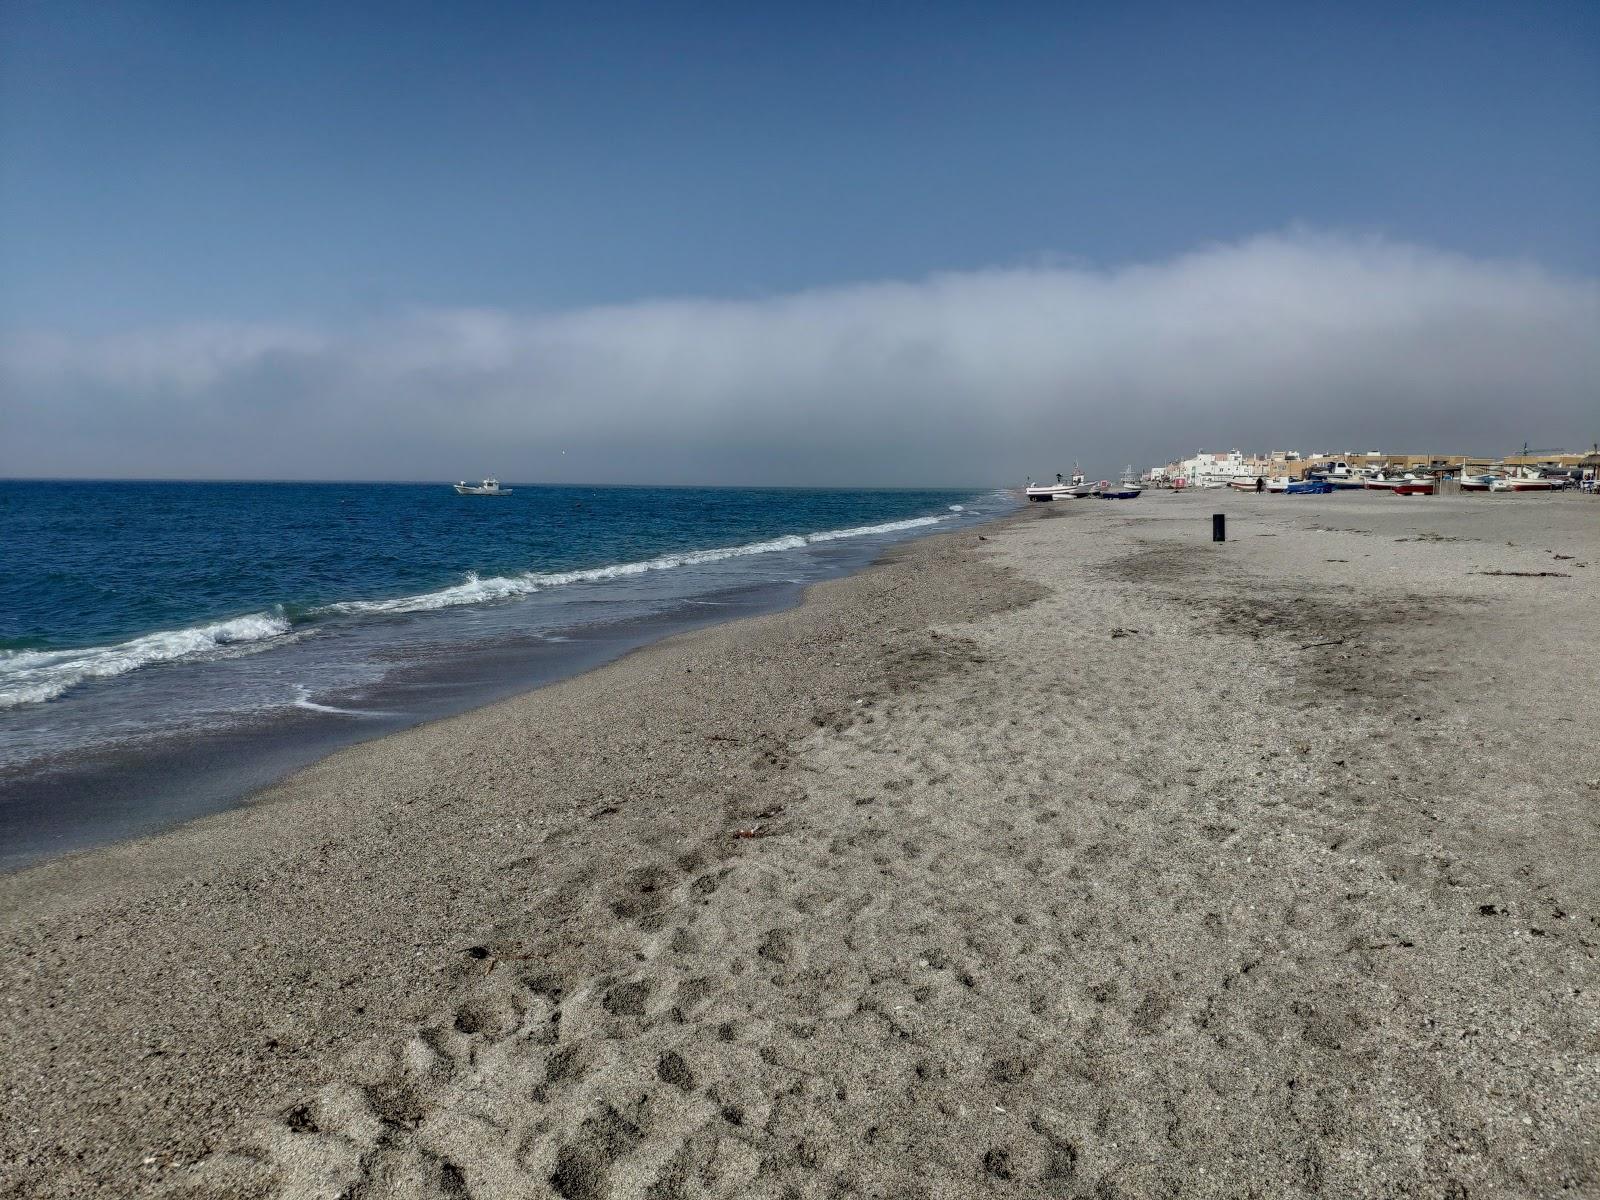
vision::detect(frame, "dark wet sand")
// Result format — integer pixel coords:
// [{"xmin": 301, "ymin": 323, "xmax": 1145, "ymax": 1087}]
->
[
  {"xmin": 0, "ymin": 574, "xmax": 817, "ymax": 871},
  {"xmin": 2, "ymin": 493, "xmax": 1596, "ymax": 1199}
]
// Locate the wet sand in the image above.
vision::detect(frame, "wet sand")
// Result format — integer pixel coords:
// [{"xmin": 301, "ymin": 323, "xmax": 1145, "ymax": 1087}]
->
[
  {"xmin": 0, "ymin": 574, "xmax": 819, "ymax": 872},
  {"xmin": 2, "ymin": 492, "xmax": 1596, "ymax": 1198}
]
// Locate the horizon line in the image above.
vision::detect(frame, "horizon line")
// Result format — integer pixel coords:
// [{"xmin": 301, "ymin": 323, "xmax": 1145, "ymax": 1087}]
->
[{"xmin": 0, "ymin": 476, "xmax": 1012, "ymax": 491}]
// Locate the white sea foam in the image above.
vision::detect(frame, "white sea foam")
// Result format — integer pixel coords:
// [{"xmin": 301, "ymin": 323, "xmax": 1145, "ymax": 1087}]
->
[
  {"xmin": 0, "ymin": 612, "xmax": 292, "ymax": 710},
  {"xmin": 290, "ymin": 685, "xmax": 396, "ymax": 718},
  {"xmin": 0, "ymin": 514, "xmax": 948, "ymax": 710},
  {"xmin": 316, "ymin": 515, "xmax": 944, "ymax": 618}
]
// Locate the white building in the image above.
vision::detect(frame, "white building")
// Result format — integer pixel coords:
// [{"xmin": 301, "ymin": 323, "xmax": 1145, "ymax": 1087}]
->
[{"xmin": 1173, "ymin": 449, "xmax": 1255, "ymax": 486}]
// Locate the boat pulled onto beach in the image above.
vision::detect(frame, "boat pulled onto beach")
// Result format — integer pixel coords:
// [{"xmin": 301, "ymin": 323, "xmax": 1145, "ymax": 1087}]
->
[
  {"xmin": 1489, "ymin": 468, "xmax": 1560, "ymax": 492},
  {"xmin": 1304, "ymin": 461, "xmax": 1368, "ymax": 489},
  {"xmin": 1025, "ymin": 468, "xmax": 1092, "ymax": 501},
  {"xmin": 1361, "ymin": 470, "xmax": 1422, "ymax": 491},
  {"xmin": 1458, "ymin": 467, "xmax": 1573, "ymax": 493},
  {"xmin": 1095, "ymin": 468, "xmax": 1143, "ymax": 500}
]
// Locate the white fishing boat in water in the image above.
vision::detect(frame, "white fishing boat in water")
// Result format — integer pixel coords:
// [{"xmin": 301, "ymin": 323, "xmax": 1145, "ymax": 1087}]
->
[{"xmin": 454, "ymin": 477, "xmax": 514, "ymax": 496}]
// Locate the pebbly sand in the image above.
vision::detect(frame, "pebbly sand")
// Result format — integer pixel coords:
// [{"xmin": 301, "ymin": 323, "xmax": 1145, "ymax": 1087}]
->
[{"xmin": 2, "ymin": 491, "xmax": 1597, "ymax": 1199}]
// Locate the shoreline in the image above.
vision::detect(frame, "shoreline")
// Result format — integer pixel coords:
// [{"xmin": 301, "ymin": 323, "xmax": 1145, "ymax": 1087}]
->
[
  {"xmin": 0, "ymin": 506, "xmax": 1034, "ymax": 908},
  {"xmin": 0, "ymin": 576, "xmax": 812, "ymax": 873},
  {"xmin": 0, "ymin": 509, "xmax": 1046, "ymax": 1195},
  {"xmin": 1, "ymin": 504, "xmax": 1009, "ymax": 872},
  {"xmin": 3, "ymin": 493, "xmax": 1596, "ymax": 1197}
]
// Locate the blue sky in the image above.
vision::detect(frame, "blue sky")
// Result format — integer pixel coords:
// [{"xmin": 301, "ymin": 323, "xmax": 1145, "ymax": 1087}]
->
[
  {"xmin": 1, "ymin": 2, "xmax": 1596, "ymax": 482},
  {"xmin": 3, "ymin": 1, "xmax": 1596, "ymax": 331}
]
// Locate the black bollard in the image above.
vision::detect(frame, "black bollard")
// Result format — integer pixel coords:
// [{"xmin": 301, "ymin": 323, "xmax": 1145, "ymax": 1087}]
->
[{"xmin": 1212, "ymin": 513, "xmax": 1226, "ymax": 542}]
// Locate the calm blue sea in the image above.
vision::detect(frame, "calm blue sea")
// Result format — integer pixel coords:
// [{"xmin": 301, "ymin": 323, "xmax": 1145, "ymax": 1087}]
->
[{"xmin": 0, "ymin": 481, "xmax": 1010, "ymax": 857}]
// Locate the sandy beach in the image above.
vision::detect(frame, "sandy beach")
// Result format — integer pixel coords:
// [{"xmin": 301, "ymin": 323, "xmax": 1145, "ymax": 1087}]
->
[{"xmin": 3, "ymin": 491, "xmax": 1596, "ymax": 1199}]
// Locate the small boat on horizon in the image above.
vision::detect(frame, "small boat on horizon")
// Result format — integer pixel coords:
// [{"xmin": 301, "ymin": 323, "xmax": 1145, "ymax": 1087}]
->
[{"xmin": 454, "ymin": 477, "xmax": 514, "ymax": 496}]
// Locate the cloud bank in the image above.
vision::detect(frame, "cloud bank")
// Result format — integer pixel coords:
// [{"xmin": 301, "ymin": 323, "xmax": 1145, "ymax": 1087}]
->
[{"xmin": 3, "ymin": 232, "xmax": 1596, "ymax": 485}]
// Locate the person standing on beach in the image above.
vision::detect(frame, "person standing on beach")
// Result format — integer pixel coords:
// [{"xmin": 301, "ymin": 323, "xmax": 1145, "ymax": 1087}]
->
[{"xmin": 1255, "ymin": 475, "xmax": 1266, "ymax": 493}]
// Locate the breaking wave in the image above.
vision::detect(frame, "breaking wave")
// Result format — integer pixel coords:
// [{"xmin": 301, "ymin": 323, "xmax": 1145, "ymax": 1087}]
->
[
  {"xmin": 0, "ymin": 612, "xmax": 292, "ymax": 709},
  {"xmin": 0, "ymin": 514, "xmax": 948, "ymax": 709},
  {"xmin": 315, "ymin": 515, "xmax": 944, "ymax": 617}
]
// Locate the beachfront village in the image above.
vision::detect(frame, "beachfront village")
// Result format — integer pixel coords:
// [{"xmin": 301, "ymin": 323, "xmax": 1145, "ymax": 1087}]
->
[{"xmin": 1144, "ymin": 445, "xmax": 1600, "ymax": 491}]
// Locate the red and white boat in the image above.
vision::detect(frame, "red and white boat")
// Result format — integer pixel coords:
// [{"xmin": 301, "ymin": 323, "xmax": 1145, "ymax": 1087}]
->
[
  {"xmin": 1392, "ymin": 481, "xmax": 1435, "ymax": 496},
  {"xmin": 1363, "ymin": 470, "xmax": 1430, "ymax": 492}
]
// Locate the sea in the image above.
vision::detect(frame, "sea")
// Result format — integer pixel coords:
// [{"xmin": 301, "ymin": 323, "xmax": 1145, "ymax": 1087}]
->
[{"xmin": 0, "ymin": 480, "xmax": 1013, "ymax": 867}]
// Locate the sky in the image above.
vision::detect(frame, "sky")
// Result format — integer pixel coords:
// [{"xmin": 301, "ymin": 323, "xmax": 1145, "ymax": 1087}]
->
[{"xmin": 1, "ymin": 1, "xmax": 1596, "ymax": 483}]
